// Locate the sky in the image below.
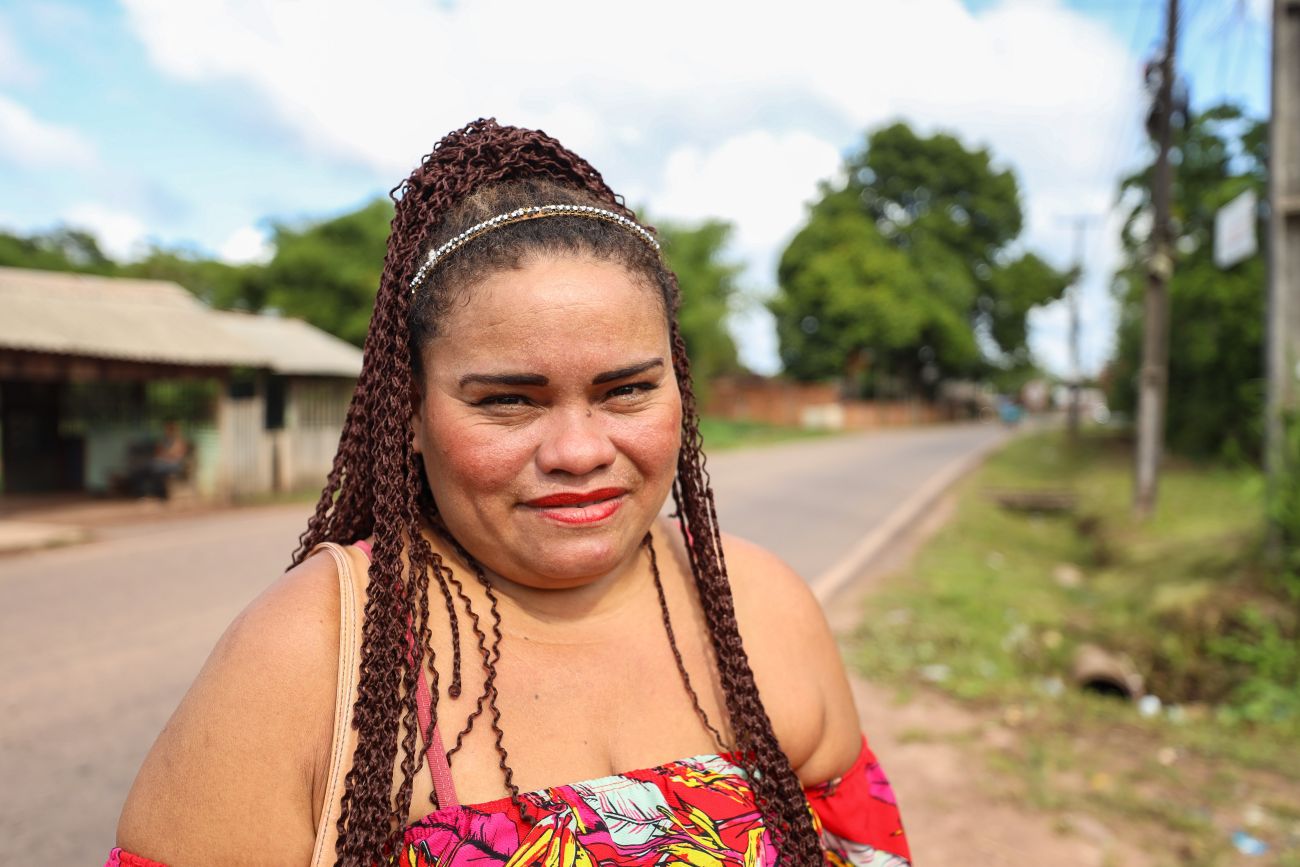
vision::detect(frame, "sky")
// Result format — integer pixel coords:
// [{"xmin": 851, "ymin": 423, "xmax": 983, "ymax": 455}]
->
[{"xmin": 0, "ymin": 0, "xmax": 1271, "ymax": 376}]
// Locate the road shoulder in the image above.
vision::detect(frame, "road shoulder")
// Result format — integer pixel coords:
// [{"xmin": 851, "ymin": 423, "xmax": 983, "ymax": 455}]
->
[{"xmin": 824, "ymin": 494, "xmax": 1155, "ymax": 867}]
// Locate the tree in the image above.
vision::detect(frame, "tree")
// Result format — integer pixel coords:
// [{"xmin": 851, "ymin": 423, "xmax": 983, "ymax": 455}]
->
[
  {"xmin": 0, "ymin": 228, "xmax": 117, "ymax": 274},
  {"xmin": 122, "ymin": 247, "xmax": 253, "ymax": 310},
  {"xmin": 1109, "ymin": 105, "xmax": 1267, "ymax": 460},
  {"xmin": 772, "ymin": 122, "xmax": 1069, "ymax": 393},
  {"xmin": 656, "ymin": 218, "xmax": 745, "ymax": 386},
  {"xmin": 247, "ymin": 198, "xmax": 395, "ymax": 346},
  {"xmin": 771, "ymin": 189, "xmax": 931, "ymax": 384}
]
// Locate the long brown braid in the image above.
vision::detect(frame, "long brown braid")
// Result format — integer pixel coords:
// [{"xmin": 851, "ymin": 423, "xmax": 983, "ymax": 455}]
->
[{"xmin": 292, "ymin": 119, "xmax": 825, "ymax": 866}]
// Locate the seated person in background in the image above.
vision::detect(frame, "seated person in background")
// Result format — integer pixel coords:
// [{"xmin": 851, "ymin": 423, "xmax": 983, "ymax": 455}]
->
[{"xmin": 135, "ymin": 421, "xmax": 190, "ymax": 499}]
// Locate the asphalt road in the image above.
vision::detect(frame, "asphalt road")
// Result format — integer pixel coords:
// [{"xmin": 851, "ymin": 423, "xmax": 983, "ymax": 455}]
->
[{"xmin": 0, "ymin": 421, "xmax": 1004, "ymax": 864}]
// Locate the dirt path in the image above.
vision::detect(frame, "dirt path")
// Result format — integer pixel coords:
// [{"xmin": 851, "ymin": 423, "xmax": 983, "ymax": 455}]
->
[{"xmin": 826, "ymin": 495, "xmax": 1156, "ymax": 867}]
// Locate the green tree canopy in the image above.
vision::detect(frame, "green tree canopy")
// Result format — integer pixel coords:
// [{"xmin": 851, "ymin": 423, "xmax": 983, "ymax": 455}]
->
[
  {"xmin": 121, "ymin": 246, "xmax": 253, "ymax": 310},
  {"xmin": 772, "ymin": 122, "xmax": 1069, "ymax": 392},
  {"xmin": 656, "ymin": 218, "xmax": 744, "ymax": 385},
  {"xmin": 1109, "ymin": 104, "xmax": 1266, "ymax": 460},
  {"xmin": 248, "ymin": 198, "xmax": 395, "ymax": 346},
  {"xmin": 0, "ymin": 228, "xmax": 116, "ymax": 274}
]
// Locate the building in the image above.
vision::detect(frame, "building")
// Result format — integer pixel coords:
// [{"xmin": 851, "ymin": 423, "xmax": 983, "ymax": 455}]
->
[
  {"xmin": 0, "ymin": 266, "xmax": 362, "ymax": 501},
  {"xmin": 212, "ymin": 310, "xmax": 362, "ymax": 496}
]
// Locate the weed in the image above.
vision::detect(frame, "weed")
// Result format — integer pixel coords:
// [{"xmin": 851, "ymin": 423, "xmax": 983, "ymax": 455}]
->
[{"xmin": 851, "ymin": 429, "xmax": 1300, "ymax": 860}]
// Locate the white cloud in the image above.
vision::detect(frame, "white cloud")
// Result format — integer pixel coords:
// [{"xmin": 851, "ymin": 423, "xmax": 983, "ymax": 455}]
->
[
  {"xmin": 653, "ymin": 131, "xmax": 843, "ymax": 375},
  {"xmin": 218, "ymin": 224, "xmax": 273, "ymax": 264},
  {"xmin": 65, "ymin": 203, "xmax": 150, "ymax": 261},
  {"xmin": 656, "ymin": 131, "xmax": 844, "ymax": 262},
  {"xmin": 0, "ymin": 94, "xmax": 95, "ymax": 169},
  {"xmin": 119, "ymin": 0, "xmax": 1146, "ymax": 374}
]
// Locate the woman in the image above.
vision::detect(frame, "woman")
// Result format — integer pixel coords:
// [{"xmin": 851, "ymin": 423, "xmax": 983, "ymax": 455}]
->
[{"xmin": 109, "ymin": 120, "xmax": 910, "ymax": 867}]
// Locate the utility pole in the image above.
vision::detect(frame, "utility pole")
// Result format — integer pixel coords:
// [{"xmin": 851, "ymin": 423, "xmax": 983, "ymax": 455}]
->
[
  {"xmin": 1058, "ymin": 215, "xmax": 1099, "ymax": 443},
  {"xmin": 1134, "ymin": 0, "xmax": 1179, "ymax": 520},
  {"xmin": 1266, "ymin": 0, "xmax": 1300, "ymax": 535}
]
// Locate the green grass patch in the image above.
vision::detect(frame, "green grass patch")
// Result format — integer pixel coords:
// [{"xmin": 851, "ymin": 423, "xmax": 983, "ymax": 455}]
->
[
  {"xmin": 851, "ymin": 429, "xmax": 1300, "ymax": 858},
  {"xmin": 697, "ymin": 416, "xmax": 833, "ymax": 451}
]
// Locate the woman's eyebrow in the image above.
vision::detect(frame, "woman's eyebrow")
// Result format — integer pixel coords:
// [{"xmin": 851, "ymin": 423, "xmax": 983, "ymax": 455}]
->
[
  {"xmin": 457, "ymin": 359, "xmax": 664, "ymax": 389},
  {"xmin": 592, "ymin": 358, "xmax": 664, "ymax": 384},
  {"xmin": 458, "ymin": 372, "xmax": 549, "ymax": 388}
]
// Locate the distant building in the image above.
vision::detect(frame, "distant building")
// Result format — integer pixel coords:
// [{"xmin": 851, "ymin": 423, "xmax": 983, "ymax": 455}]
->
[
  {"xmin": 0, "ymin": 266, "xmax": 361, "ymax": 500},
  {"xmin": 1021, "ymin": 379, "xmax": 1050, "ymax": 413},
  {"xmin": 212, "ymin": 310, "xmax": 362, "ymax": 496}
]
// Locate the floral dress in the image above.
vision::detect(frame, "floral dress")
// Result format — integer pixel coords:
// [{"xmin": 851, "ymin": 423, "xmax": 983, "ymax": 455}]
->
[{"xmin": 107, "ymin": 738, "xmax": 909, "ymax": 866}]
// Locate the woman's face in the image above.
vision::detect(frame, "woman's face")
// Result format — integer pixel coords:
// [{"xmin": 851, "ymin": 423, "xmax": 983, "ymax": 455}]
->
[{"xmin": 413, "ymin": 255, "xmax": 682, "ymax": 589}]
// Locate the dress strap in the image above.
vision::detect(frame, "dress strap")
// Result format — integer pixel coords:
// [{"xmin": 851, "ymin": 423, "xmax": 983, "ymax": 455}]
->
[
  {"xmin": 352, "ymin": 540, "xmax": 460, "ymax": 810},
  {"xmin": 414, "ymin": 655, "xmax": 460, "ymax": 810}
]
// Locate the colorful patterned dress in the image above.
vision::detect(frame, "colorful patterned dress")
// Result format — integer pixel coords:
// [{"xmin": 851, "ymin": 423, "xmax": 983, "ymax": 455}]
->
[{"xmin": 107, "ymin": 737, "xmax": 909, "ymax": 866}]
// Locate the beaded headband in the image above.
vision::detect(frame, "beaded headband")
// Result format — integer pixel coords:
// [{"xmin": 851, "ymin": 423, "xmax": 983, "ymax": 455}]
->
[{"xmin": 408, "ymin": 204, "xmax": 661, "ymax": 294}]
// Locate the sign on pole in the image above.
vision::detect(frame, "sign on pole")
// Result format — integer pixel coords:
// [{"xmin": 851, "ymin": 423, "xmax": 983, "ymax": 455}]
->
[{"xmin": 1214, "ymin": 189, "xmax": 1258, "ymax": 269}]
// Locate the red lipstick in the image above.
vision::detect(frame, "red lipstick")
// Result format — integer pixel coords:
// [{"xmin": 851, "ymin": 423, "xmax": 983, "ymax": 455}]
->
[
  {"xmin": 525, "ymin": 488, "xmax": 626, "ymax": 508},
  {"xmin": 523, "ymin": 488, "xmax": 627, "ymax": 525}
]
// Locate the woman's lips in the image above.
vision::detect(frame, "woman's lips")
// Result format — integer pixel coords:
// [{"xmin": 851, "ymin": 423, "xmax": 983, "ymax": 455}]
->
[{"xmin": 523, "ymin": 488, "xmax": 627, "ymax": 525}]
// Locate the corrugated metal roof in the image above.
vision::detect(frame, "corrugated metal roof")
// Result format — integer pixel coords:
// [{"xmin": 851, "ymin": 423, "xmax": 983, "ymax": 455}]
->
[
  {"xmin": 0, "ymin": 267, "xmax": 267, "ymax": 367},
  {"xmin": 213, "ymin": 311, "xmax": 362, "ymax": 377},
  {"xmin": 0, "ymin": 268, "xmax": 364, "ymax": 377}
]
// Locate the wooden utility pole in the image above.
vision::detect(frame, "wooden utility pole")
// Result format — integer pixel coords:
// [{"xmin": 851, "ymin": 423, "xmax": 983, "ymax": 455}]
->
[
  {"xmin": 1133, "ymin": 0, "xmax": 1179, "ymax": 519},
  {"xmin": 1059, "ymin": 215, "xmax": 1098, "ymax": 443},
  {"xmin": 1266, "ymin": 0, "xmax": 1300, "ymax": 524}
]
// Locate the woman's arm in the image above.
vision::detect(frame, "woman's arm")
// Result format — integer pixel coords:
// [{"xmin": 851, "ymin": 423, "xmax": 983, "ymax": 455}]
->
[
  {"xmin": 728, "ymin": 535, "xmax": 909, "ymax": 863},
  {"xmin": 115, "ymin": 552, "xmax": 341, "ymax": 866},
  {"xmin": 723, "ymin": 533, "xmax": 911, "ymax": 863},
  {"xmin": 720, "ymin": 533, "xmax": 863, "ymax": 783}
]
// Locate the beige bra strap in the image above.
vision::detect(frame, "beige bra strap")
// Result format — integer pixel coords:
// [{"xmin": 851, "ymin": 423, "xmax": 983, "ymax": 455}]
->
[{"xmin": 309, "ymin": 542, "xmax": 366, "ymax": 867}]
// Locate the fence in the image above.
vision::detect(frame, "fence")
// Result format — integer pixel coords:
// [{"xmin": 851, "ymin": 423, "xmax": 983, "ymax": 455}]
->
[{"xmin": 705, "ymin": 376, "xmax": 955, "ymax": 430}]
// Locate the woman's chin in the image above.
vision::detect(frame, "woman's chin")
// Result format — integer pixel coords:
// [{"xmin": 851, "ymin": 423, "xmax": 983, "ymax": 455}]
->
[{"xmin": 511, "ymin": 537, "xmax": 638, "ymax": 588}]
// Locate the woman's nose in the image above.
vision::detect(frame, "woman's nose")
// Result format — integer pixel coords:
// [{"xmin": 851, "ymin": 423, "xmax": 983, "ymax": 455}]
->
[{"xmin": 535, "ymin": 407, "xmax": 617, "ymax": 477}]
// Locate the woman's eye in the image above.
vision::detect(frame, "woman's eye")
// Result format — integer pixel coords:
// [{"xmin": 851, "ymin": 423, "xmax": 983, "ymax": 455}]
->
[
  {"xmin": 474, "ymin": 394, "xmax": 530, "ymax": 408},
  {"xmin": 606, "ymin": 382, "xmax": 657, "ymax": 400}
]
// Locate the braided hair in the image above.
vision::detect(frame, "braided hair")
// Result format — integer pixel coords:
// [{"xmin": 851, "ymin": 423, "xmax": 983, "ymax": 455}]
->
[{"xmin": 292, "ymin": 119, "xmax": 824, "ymax": 866}]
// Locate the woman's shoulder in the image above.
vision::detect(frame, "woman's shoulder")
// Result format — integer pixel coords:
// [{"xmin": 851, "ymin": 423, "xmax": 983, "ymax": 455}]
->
[
  {"xmin": 115, "ymin": 546, "xmax": 347, "ymax": 866},
  {"xmin": 717, "ymin": 531, "xmax": 864, "ymax": 786}
]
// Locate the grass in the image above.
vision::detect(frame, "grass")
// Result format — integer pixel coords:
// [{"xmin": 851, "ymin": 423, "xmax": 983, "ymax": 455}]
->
[
  {"xmin": 697, "ymin": 416, "xmax": 833, "ymax": 451},
  {"xmin": 851, "ymin": 428, "xmax": 1300, "ymax": 863}
]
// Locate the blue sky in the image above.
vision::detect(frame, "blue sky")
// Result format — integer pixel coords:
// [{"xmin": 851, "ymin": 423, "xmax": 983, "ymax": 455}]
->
[{"xmin": 0, "ymin": 0, "xmax": 1271, "ymax": 375}]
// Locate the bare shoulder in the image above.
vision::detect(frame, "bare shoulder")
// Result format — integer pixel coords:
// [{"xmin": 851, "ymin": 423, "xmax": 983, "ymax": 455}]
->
[
  {"xmin": 116, "ymin": 548, "xmax": 343, "ymax": 866},
  {"xmin": 721, "ymin": 533, "xmax": 862, "ymax": 786}
]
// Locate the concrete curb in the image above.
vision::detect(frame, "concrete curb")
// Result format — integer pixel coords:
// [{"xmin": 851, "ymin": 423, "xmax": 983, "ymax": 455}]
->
[
  {"xmin": 810, "ymin": 429, "xmax": 1011, "ymax": 603},
  {"xmin": 0, "ymin": 521, "xmax": 91, "ymax": 556}
]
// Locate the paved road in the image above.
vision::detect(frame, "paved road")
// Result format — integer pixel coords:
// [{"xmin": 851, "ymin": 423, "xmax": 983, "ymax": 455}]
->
[
  {"xmin": 706, "ymin": 423, "xmax": 1005, "ymax": 581},
  {"xmin": 0, "ymin": 422, "xmax": 1004, "ymax": 864}
]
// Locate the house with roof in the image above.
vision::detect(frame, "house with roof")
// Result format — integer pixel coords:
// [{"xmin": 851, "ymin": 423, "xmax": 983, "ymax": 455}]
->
[{"xmin": 0, "ymin": 266, "xmax": 362, "ymax": 501}]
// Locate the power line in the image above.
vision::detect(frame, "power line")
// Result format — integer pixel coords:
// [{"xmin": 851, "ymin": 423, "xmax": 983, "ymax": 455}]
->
[{"xmin": 1095, "ymin": 0, "xmax": 1162, "ymax": 204}]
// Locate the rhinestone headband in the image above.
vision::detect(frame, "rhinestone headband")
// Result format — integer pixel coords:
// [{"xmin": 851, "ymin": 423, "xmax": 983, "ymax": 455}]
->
[{"xmin": 409, "ymin": 204, "xmax": 661, "ymax": 294}]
